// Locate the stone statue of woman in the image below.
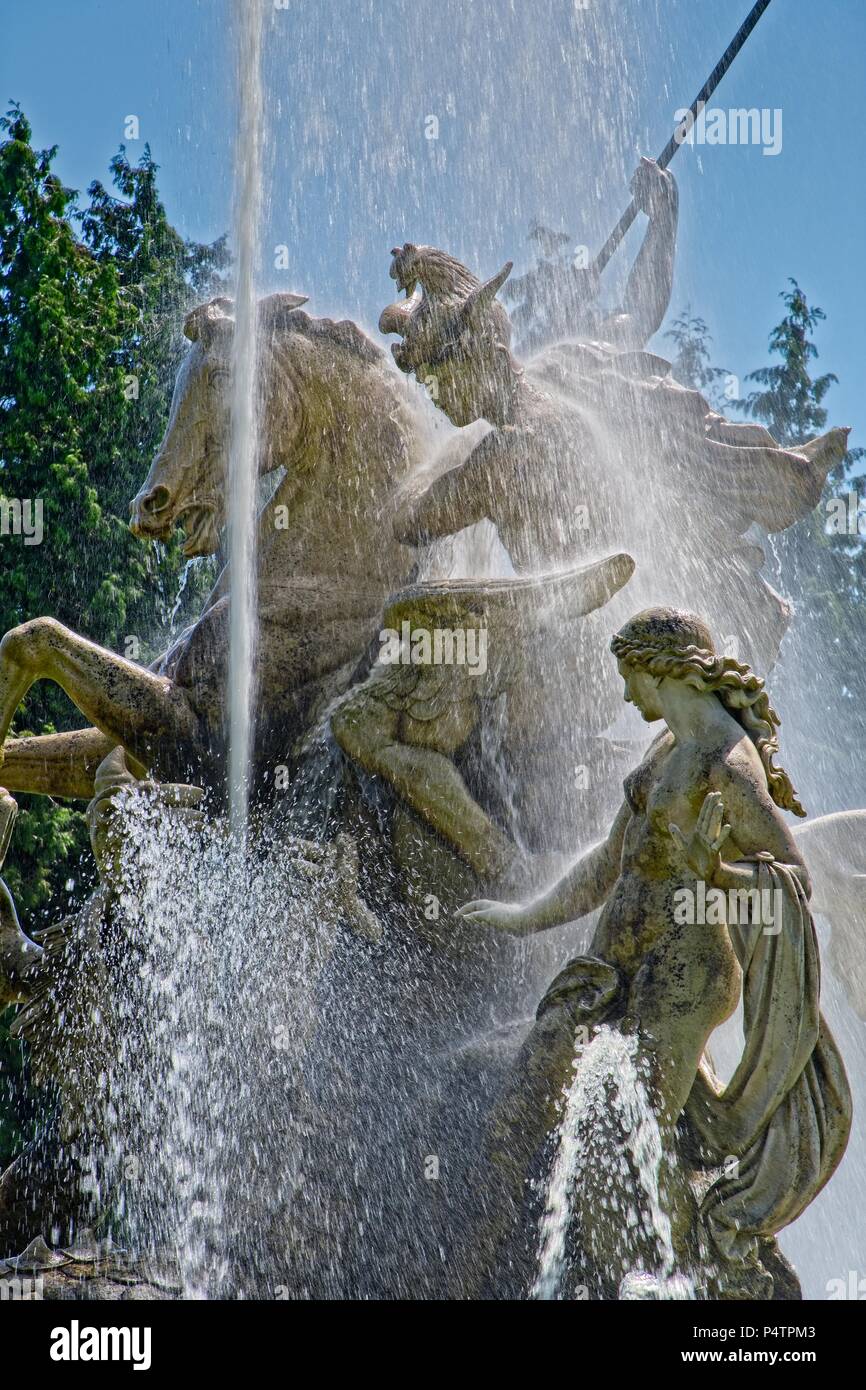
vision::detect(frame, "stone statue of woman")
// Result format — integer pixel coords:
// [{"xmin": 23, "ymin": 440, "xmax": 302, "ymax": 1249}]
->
[{"xmin": 458, "ymin": 607, "xmax": 851, "ymax": 1299}]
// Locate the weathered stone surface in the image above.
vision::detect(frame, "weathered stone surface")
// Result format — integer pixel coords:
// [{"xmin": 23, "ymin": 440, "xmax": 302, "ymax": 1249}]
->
[{"xmin": 458, "ymin": 608, "xmax": 851, "ymax": 1298}]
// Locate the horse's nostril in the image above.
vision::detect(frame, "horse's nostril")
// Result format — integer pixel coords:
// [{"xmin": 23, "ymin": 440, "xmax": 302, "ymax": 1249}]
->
[{"xmin": 141, "ymin": 485, "xmax": 171, "ymax": 515}]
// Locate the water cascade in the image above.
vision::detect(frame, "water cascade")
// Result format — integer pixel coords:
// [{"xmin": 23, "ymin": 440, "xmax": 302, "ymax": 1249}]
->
[{"xmin": 227, "ymin": 0, "xmax": 264, "ymax": 841}]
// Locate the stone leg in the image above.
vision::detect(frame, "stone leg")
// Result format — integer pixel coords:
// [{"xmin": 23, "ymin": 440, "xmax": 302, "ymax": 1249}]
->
[
  {"xmin": 331, "ymin": 680, "xmax": 520, "ymax": 886},
  {"xmin": 0, "ymin": 618, "xmax": 201, "ymax": 781}
]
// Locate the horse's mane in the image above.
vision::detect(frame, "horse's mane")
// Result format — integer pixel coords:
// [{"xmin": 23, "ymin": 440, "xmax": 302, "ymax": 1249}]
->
[
  {"xmin": 189, "ymin": 295, "xmax": 387, "ymax": 372},
  {"xmin": 259, "ymin": 300, "xmax": 416, "ymax": 483},
  {"xmin": 264, "ymin": 304, "xmax": 384, "ymax": 367}
]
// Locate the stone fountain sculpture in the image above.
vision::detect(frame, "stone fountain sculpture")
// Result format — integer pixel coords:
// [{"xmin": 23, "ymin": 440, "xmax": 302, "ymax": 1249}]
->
[
  {"xmin": 0, "ymin": 294, "xmax": 421, "ymax": 800},
  {"xmin": 331, "ymin": 553, "xmax": 634, "ymax": 892},
  {"xmin": 458, "ymin": 608, "xmax": 852, "ymax": 1300},
  {"xmin": 0, "ymin": 750, "xmax": 384, "ymax": 1258},
  {"xmin": 0, "ymin": 288, "xmax": 634, "ymax": 1264},
  {"xmin": 0, "ymin": 160, "xmax": 857, "ymax": 1298},
  {"xmin": 0, "ymin": 294, "xmax": 430, "ymax": 1255},
  {"xmin": 333, "ymin": 159, "xmax": 848, "ymax": 885},
  {"xmin": 325, "ymin": 160, "xmax": 856, "ymax": 1299}
]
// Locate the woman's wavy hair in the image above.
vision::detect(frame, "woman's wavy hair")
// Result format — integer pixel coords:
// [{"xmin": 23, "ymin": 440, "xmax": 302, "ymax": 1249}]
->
[{"xmin": 610, "ymin": 608, "xmax": 805, "ymax": 817}]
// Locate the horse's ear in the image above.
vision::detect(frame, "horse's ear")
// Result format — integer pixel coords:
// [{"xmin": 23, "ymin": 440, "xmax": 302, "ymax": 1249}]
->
[
  {"xmin": 274, "ymin": 292, "xmax": 309, "ymax": 309},
  {"xmin": 259, "ymin": 292, "xmax": 310, "ymax": 331},
  {"xmin": 183, "ymin": 297, "xmax": 235, "ymax": 344}
]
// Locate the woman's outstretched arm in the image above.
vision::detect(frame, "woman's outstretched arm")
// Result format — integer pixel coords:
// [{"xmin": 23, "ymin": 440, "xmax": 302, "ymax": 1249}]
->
[{"xmin": 458, "ymin": 798, "xmax": 631, "ymax": 935}]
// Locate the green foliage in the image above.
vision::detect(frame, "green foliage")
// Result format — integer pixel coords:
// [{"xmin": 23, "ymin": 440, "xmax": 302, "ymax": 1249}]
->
[
  {"xmin": 664, "ymin": 307, "xmax": 732, "ymax": 413},
  {"xmin": 0, "ymin": 105, "xmax": 122, "ymax": 653},
  {"xmin": 0, "ymin": 103, "xmax": 121, "ymax": 943},
  {"xmin": 736, "ymin": 280, "xmax": 838, "ymax": 448},
  {"xmin": 0, "ymin": 106, "xmax": 229, "ymax": 1168},
  {"xmin": 666, "ymin": 286, "xmax": 864, "ymax": 635},
  {"xmin": 0, "ymin": 106, "xmax": 228, "ymax": 914},
  {"xmin": 733, "ymin": 281, "xmax": 865, "ymax": 800},
  {"xmin": 733, "ymin": 279, "xmax": 864, "ymax": 536}
]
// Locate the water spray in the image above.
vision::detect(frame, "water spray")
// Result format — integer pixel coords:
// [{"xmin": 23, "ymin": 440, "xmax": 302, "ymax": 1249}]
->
[
  {"xmin": 227, "ymin": 0, "xmax": 265, "ymax": 843},
  {"xmin": 594, "ymin": 0, "xmax": 774, "ymax": 274}
]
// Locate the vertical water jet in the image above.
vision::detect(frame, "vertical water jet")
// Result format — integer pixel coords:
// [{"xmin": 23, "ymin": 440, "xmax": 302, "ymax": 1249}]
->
[{"xmin": 228, "ymin": 0, "xmax": 265, "ymax": 842}]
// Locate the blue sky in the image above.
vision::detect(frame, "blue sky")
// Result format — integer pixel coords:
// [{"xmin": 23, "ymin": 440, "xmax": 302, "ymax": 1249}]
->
[{"xmin": 3, "ymin": 0, "xmax": 864, "ymax": 444}]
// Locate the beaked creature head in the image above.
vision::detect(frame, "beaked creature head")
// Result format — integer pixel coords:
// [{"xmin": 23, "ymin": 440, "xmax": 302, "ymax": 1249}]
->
[{"xmin": 379, "ymin": 243, "xmax": 520, "ymax": 426}]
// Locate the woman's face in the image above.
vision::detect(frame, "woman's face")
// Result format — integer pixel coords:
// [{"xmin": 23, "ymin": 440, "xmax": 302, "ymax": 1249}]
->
[{"xmin": 618, "ymin": 659, "xmax": 663, "ymax": 722}]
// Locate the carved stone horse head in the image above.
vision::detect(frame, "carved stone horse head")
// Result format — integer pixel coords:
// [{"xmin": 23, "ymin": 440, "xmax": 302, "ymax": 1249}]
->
[{"xmin": 129, "ymin": 291, "xmax": 308, "ymax": 556}]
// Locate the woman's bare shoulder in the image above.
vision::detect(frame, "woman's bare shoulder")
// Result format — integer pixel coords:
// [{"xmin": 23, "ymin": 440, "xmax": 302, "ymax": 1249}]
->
[
  {"xmin": 713, "ymin": 734, "xmax": 770, "ymax": 798},
  {"xmin": 712, "ymin": 739, "xmax": 801, "ymax": 850}
]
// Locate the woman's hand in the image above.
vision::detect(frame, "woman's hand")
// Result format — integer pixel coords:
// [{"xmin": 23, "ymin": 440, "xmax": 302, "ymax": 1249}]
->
[
  {"xmin": 669, "ymin": 791, "xmax": 731, "ymax": 882},
  {"xmin": 456, "ymin": 898, "xmax": 532, "ymax": 934}
]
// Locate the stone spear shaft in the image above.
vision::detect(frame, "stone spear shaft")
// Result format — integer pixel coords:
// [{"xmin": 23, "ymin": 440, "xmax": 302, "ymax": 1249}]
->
[{"xmin": 594, "ymin": 0, "xmax": 774, "ymax": 274}]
